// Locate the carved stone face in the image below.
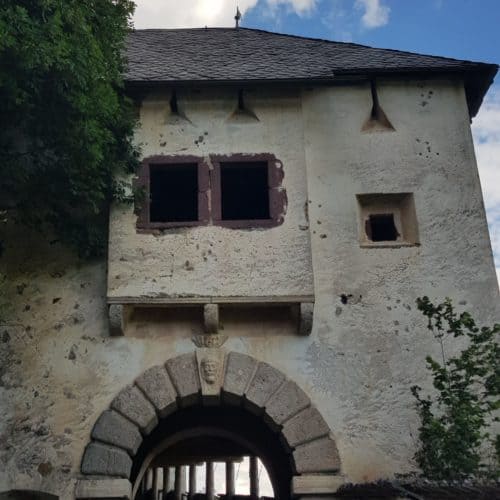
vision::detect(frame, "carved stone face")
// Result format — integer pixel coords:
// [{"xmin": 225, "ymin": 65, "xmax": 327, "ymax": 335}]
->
[{"xmin": 200, "ymin": 358, "xmax": 218, "ymax": 384}]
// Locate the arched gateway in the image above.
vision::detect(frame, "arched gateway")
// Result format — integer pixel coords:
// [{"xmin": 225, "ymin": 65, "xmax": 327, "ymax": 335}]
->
[{"xmin": 76, "ymin": 351, "xmax": 342, "ymax": 499}]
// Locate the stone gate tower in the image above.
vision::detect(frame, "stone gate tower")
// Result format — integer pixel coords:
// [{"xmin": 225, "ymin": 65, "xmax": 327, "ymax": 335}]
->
[{"xmin": 1, "ymin": 27, "xmax": 498, "ymax": 500}]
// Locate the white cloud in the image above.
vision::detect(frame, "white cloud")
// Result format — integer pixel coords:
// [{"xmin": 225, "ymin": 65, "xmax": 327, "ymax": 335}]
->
[
  {"xmin": 355, "ymin": 0, "xmax": 390, "ymax": 28},
  {"xmin": 472, "ymin": 85, "xmax": 500, "ymax": 287},
  {"xmin": 132, "ymin": 0, "xmax": 316, "ymax": 28},
  {"xmin": 266, "ymin": 0, "xmax": 317, "ymax": 15}
]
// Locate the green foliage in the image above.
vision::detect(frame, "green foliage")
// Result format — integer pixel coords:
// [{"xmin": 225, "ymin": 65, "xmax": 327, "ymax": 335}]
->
[
  {"xmin": 0, "ymin": 0, "xmax": 139, "ymax": 257},
  {"xmin": 412, "ymin": 297, "xmax": 500, "ymax": 480}
]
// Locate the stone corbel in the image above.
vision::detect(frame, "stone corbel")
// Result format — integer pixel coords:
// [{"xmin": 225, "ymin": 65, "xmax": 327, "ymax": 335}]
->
[
  {"xmin": 292, "ymin": 302, "xmax": 314, "ymax": 335},
  {"xmin": 108, "ymin": 304, "xmax": 133, "ymax": 336},
  {"xmin": 203, "ymin": 303, "xmax": 219, "ymax": 334}
]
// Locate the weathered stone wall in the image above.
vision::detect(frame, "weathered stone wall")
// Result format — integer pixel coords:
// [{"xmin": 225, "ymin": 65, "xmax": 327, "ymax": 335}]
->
[{"xmin": 0, "ymin": 79, "xmax": 498, "ymax": 499}]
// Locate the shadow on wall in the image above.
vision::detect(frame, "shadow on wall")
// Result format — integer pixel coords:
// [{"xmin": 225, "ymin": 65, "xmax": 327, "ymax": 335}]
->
[{"xmin": 0, "ymin": 492, "xmax": 58, "ymax": 500}]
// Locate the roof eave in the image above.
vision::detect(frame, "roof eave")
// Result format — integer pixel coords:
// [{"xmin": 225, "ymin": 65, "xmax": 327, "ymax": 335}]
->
[{"xmin": 124, "ymin": 65, "xmax": 499, "ymax": 118}]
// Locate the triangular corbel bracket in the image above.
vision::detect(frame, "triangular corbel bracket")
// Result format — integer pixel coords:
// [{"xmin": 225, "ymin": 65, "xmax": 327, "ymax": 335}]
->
[
  {"xmin": 165, "ymin": 89, "xmax": 191, "ymax": 124},
  {"xmin": 227, "ymin": 89, "xmax": 259, "ymax": 122},
  {"xmin": 362, "ymin": 80, "xmax": 395, "ymax": 132}
]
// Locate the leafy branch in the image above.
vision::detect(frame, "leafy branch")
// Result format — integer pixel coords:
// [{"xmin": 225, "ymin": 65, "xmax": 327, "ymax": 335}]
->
[{"xmin": 411, "ymin": 297, "xmax": 500, "ymax": 480}]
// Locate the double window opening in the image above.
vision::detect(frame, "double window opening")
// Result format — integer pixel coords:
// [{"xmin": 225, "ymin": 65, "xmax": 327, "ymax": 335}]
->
[{"xmin": 137, "ymin": 154, "xmax": 284, "ymax": 230}]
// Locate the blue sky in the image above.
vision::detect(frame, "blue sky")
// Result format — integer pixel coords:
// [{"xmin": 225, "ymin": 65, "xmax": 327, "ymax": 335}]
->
[{"xmin": 133, "ymin": 0, "xmax": 500, "ymax": 286}]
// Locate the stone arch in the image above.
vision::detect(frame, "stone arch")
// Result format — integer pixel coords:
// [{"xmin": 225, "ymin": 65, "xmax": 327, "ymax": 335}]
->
[{"xmin": 78, "ymin": 351, "xmax": 341, "ymax": 498}]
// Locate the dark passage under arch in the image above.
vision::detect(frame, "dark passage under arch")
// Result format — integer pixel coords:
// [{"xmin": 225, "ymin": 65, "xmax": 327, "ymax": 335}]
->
[{"xmin": 132, "ymin": 405, "xmax": 292, "ymax": 499}]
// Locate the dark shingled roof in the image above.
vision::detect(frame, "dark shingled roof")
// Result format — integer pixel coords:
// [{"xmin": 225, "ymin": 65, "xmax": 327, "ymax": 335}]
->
[{"xmin": 125, "ymin": 28, "xmax": 497, "ymax": 117}]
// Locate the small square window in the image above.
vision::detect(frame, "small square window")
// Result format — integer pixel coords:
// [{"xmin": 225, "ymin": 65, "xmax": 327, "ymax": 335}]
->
[
  {"xmin": 367, "ymin": 213, "xmax": 399, "ymax": 242},
  {"xmin": 150, "ymin": 164, "xmax": 198, "ymax": 222},
  {"xmin": 357, "ymin": 193, "xmax": 419, "ymax": 247},
  {"xmin": 220, "ymin": 162, "xmax": 270, "ymax": 220}
]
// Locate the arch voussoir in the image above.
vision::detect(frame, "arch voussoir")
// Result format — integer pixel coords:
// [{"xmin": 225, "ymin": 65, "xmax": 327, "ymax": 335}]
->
[
  {"xmin": 245, "ymin": 361, "xmax": 286, "ymax": 411},
  {"xmin": 165, "ymin": 352, "xmax": 200, "ymax": 406},
  {"xmin": 293, "ymin": 435, "xmax": 341, "ymax": 474},
  {"xmin": 135, "ymin": 365, "xmax": 177, "ymax": 418},
  {"xmin": 222, "ymin": 351, "xmax": 258, "ymax": 404},
  {"xmin": 80, "ymin": 349, "xmax": 342, "ymax": 495},
  {"xmin": 110, "ymin": 385, "xmax": 158, "ymax": 435},
  {"xmin": 91, "ymin": 410, "xmax": 142, "ymax": 456},
  {"xmin": 265, "ymin": 379, "xmax": 310, "ymax": 426},
  {"xmin": 281, "ymin": 405, "xmax": 330, "ymax": 448},
  {"xmin": 81, "ymin": 442, "xmax": 132, "ymax": 478}
]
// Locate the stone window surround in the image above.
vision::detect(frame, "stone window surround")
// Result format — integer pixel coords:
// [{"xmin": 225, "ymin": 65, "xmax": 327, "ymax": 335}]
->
[
  {"xmin": 135, "ymin": 153, "xmax": 286, "ymax": 232},
  {"xmin": 356, "ymin": 192, "xmax": 420, "ymax": 248}
]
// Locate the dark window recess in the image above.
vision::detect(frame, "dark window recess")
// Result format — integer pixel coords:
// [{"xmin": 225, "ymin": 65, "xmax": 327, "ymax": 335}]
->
[
  {"xmin": 220, "ymin": 162, "xmax": 270, "ymax": 220},
  {"xmin": 150, "ymin": 164, "xmax": 198, "ymax": 222},
  {"xmin": 366, "ymin": 214, "xmax": 399, "ymax": 241}
]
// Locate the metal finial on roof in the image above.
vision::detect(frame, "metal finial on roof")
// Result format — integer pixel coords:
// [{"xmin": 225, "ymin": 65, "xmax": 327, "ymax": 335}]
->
[{"xmin": 235, "ymin": 6, "xmax": 241, "ymax": 28}]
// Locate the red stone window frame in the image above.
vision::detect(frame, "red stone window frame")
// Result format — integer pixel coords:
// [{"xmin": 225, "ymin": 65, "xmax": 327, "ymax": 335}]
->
[
  {"xmin": 210, "ymin": 153, "xmax": 286, "ymax": 228},
  {"xmin": 135, "ymin": 155, "xmax": 210, "ymax": 231},
  {"xmin": 135, "ymin": 153, "xmax": 286, "ymax": 231}
]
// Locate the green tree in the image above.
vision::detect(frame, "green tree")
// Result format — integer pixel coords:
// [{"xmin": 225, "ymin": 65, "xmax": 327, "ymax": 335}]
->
[
  {"xmin": 0, "ymin": 0, "xmax": 138, "ymax": 257},
  {"xmin": 412, "ymin": 297, "xmax": 500, "ymax": 479}
]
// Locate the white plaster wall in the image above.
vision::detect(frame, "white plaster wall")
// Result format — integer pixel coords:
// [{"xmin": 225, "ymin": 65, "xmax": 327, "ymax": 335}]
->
[
  {"xmin": 108, "ymin": 87, "xmax": 313, "ymax": 300},
  {"xmin": 300, "ymin": 79, "xmax": 500, "ymax": 480},
  {"xmin": 0, "ymin": 79, "xmax": 498, "ymax": 498}
]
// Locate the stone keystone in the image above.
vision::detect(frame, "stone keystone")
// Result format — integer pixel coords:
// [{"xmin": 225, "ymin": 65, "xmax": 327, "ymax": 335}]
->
[
  {"xmin": 111, "ymin": 385, "xmax": 158, "ymax": 435},
  {"xmin": 91, "ymin": 410, "xmax": 142, "ymax": 456},
  {"xmin": 135, "ymin": 365, "xmax": 177, "ymax": 418},
  {"xmin": 81, "ymin": 442, "xmax": 132, "ymax": 478}
]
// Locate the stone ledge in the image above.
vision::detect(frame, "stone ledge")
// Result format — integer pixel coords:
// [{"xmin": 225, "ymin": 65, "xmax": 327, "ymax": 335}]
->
[
  {"xmin": 75, "ymin": 478, "xmax": 132, "ymax": 499},
  {"xmin": 292, "ymin": 475, "xmax": 345, "ymax": 495}
]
